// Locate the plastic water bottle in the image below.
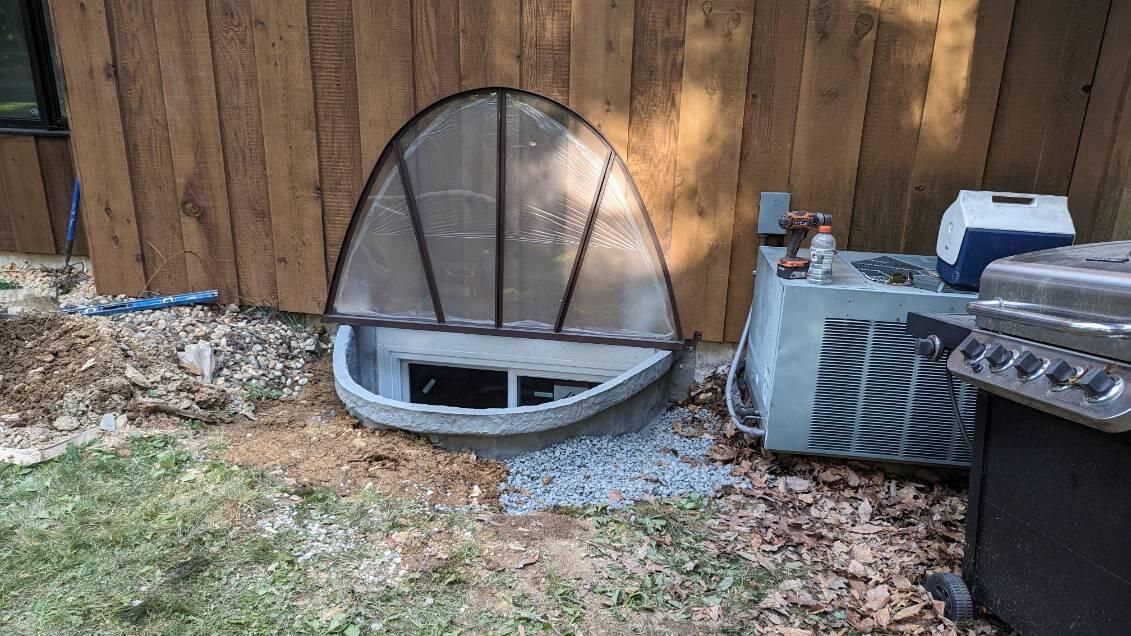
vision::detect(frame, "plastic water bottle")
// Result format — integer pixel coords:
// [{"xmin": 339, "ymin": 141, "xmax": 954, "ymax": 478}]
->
[{"xmin": 807, "ymin": 225, "xmax": 836, "ymax": 285}]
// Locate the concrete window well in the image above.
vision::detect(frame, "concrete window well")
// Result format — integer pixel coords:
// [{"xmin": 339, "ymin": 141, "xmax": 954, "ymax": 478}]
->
[{"xmin": 323, "ymin": 88, "xmax": 683, "ymax": 458}]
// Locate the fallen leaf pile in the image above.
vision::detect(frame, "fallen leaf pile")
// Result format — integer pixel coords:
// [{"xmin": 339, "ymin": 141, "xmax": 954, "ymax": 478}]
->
[{"xmin": 682, "ymin": 372, "xmax": 1005, "ymax": 634}]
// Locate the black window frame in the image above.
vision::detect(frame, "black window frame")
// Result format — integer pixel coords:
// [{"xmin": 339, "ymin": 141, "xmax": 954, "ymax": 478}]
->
[{"xmin": 0, "ymin": 0, "xmax": 66, "ymax": 135}]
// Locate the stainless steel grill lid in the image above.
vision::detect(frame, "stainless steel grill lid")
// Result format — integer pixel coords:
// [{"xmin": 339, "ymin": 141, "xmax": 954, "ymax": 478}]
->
[{"xmin": 970, "ymin": 241, "xmax": 1131, "ymax": 362}]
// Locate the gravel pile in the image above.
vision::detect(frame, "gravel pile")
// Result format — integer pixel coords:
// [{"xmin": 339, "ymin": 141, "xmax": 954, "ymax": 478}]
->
[
  {"xmin": 109, "ymin": 304, "xmax": 323, "ymax": 396},
  {"xmin": 500, "ymin": 407, "xmax": 749, "ymax": 514}
]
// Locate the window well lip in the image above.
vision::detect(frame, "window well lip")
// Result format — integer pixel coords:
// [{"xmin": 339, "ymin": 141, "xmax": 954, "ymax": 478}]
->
[
  {"xmin": 322, "ymin": 87, "xmax": 683, "ymax": 350},
  {"xmin": 333, "ymin": 325, "xmax": 674, "ymax": 436}
]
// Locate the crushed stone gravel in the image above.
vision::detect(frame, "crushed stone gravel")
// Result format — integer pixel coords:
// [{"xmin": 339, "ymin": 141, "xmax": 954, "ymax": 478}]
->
[{"xmin": 500, "ymin": 407, "xmax": 748, "ymax": 514}]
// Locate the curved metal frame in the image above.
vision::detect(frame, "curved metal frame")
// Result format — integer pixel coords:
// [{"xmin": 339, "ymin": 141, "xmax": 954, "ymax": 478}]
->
[{"xmin": 323, "ymin": 87, "xmax": 684, "ymax": 350}]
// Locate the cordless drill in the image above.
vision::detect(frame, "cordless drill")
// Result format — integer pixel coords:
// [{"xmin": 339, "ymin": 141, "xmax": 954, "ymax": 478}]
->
[{"xmin": 775, "ymin": 211, "xmax": 833, "ymax": 279}]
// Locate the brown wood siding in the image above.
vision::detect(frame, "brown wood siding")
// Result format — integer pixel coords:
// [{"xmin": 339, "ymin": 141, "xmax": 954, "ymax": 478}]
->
[
  {"xmin": 0, "ymin": 134, "xmax": 85, "ymax": 258},
  {"xmin": 46, "ymin": 0, "xmax": 1131, "ymax": 341}
]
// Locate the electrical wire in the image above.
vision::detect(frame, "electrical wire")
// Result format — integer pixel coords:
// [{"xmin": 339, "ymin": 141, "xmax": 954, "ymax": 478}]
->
[
  {"xmin": 945, "ymin": 367, "xmax": 974, "ymax": 454},
  {"xmin": 726, "ymin": 302, "xmax": 766, "ymax": 438},
  {"xmin": 725, "ymin": 235, "xmax": 768, "ymax": 438}
]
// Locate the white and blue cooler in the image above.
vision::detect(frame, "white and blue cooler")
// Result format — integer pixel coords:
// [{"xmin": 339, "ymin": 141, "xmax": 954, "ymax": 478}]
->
[{"xmin": 936, "ymin": 191, "xmax": 1075, "ymax": 290}]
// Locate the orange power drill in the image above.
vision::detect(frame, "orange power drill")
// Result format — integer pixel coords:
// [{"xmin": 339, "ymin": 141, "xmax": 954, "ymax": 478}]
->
[{"xmin": 775, "ymin": 210, "xmax": 833, "ymax": 279}]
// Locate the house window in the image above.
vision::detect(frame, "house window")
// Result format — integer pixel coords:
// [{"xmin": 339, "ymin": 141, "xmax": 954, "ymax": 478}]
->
[
  {"xmin": 0, "ymin": 0, "xmax": 66, "ymax": 132},
  {"xmin": 517, "ymin": 376, "xmax": 599, "ymax": 407},
  {"xmin": 408, "ymin": 363, "xmax": 509, "ymax": 409},
  {"xmin": 399, "ymin": 356, "xmax": 607, "ymax": 409}
]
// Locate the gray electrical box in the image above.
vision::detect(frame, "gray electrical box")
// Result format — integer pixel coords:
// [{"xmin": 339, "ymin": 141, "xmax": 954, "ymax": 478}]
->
[
  {"xmin": 745, "ymin": 246, "xmax": 978, "ymax": 466},
  {"xmin": 757, "ymin": 192, "xmax": 790, "ymax": 236}
]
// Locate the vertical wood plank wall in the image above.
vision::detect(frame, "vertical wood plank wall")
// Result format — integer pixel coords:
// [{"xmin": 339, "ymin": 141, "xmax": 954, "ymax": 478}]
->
[
  {"xmin": 0, "ymin": 135, "xmax": 86, "ymax": 258},
  {"xmin": 44, "ymin": 0, "xmax": 1131, "ymax": 341}
]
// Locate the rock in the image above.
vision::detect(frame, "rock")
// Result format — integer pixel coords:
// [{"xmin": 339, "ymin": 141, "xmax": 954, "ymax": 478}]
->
[
  {"xmin": 115, "ymin": 414, "xmax": 129, "ymax": 431},
  {"xmin": 1, "ymin": 413, "xmax": 21, "ymax": 426},
  {"xmin": 80, "ymin": 357, "xmax": 97, "ymax": 372},
  {"xmin": 99, "ymin": 413, "xmax": 117, "ymax": 432},
  {"xmin": 124, "ymin": 364, "xmax": 152, "ymax": 389},
  {"xmin": 53, "ymin": 415, "xmax": 81, "ymax": 431},
  {"xmin": 177, "ymin": 341, "xmax": 216, "ymax": 383}
]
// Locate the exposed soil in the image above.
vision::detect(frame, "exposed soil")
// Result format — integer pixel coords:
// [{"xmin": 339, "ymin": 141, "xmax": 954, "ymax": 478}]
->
[
  {"xmin": 0, "ymin": 315, "xmax": 125, "ymax": 425},
  {"xmin": 219, "ymin": 357, "xmax": 508, "ymax": 507}
]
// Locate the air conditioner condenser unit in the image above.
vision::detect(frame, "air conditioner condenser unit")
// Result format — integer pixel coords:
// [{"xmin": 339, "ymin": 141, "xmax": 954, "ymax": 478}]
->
[{"xmin": 744, "ymin": 247, "xmax": 977, "ymax": 467}]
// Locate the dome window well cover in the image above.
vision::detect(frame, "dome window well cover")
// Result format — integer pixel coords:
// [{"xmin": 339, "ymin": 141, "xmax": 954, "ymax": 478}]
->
[{"xmin": 324, "ymin": 88, "xmax": 682, "ymax": 349}]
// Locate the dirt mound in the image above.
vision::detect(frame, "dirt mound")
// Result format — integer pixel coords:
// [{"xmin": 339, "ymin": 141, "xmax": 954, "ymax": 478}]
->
[
  {"xmin": 220, "ymin": 358, "xmax": 508, "ymax": 507},
  {"xmin": 0, "ymin": 313, "xmax": 229, "ymax": 449},
  {"xmin": 0, "ymin": 315, "xmax": 139, "ymax": 446}
]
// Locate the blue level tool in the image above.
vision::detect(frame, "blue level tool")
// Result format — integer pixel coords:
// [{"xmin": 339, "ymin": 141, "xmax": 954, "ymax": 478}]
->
[{"xmin": 61, "ymin": 290, "xmax": 219, "ymax": 317}]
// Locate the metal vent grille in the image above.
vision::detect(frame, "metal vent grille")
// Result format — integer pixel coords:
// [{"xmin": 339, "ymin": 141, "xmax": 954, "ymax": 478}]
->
[
  {"xmin": 851, "ymin": 255, "xmax": 964, "ymax": 294},
  {"xmin": 810, "ymin": 318, "xmax": 977, "ymax": 464}
]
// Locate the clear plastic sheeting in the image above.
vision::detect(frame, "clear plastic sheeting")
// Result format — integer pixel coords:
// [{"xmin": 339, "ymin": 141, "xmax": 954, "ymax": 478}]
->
[
  {"xmin": 326, "ymin": 88, "xmax": 681, "ymax": 346},
  {"xmin": 401, "ymin": 91, "xmax": 498, "ymax": 325},
  {"xmin": 503, "ymin": 92, "xmax": 609, "ymax": 330},
  {"xmin": 334, "ymin": 160, "xmax": 436, "ymax": 320},
  {"xmin": 562, "ymin": 162, "xmax": 677, "ymax": 339}
]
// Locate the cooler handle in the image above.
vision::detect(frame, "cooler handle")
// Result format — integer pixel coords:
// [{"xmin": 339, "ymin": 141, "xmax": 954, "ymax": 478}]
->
[
  {"xmin": 989, "ymin": 194, "xmax": 1037, "ymax": 206},
  {"xmin": 967, "ymin": 299, "xmax": 1131, "ymax": 338}
]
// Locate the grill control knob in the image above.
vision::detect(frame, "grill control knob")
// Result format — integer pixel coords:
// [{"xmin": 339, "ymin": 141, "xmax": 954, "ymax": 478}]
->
[
  {"xmin": 1045, "ymin": 360, "xmax": 1078, "ymax": 386},
  {"xmin": 984, "ymin": 344, "xmax": 1012, "ymax": 369},
  {"xmin": 957, "ymin": 337, "xmax": 986, "ymax": 362},
  {"xmin": 1079, "ymin": 368, "xmax": 1119, "ymax": 400},
  {"xmin": 1014, "ymin": 351, "xmax": 1044, "ymax": 380}
]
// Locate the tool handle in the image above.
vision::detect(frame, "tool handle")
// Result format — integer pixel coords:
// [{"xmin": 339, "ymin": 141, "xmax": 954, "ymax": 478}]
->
[
  {"xmin": 63, "ymin": 179, "xmax": 80, "ymax": 266},
  {"xmin": 968, "ymin": 299, "xmax": 1131, "ymax": 338}
]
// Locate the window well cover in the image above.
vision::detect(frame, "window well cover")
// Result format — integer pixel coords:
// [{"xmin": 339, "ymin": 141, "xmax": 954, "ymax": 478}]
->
[{"xmin": 326, "ymin": 88, "xmax": 681, "ymax": 347}]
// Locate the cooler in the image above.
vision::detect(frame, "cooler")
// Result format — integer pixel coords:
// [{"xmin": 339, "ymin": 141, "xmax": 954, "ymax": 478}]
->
[{"xmin": 935, "ymin": 191, "xmax": 1075, "ymax": 290}]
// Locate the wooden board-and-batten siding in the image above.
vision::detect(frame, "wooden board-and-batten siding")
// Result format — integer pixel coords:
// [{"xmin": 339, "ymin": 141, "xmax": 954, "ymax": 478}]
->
[
  {"xmin": 48, "ymin": 0, "xmax": 1129, "ymax": 341},
  {"xmin": 0, "ymin": 135, "xmax": 86, "ymax": 258}
]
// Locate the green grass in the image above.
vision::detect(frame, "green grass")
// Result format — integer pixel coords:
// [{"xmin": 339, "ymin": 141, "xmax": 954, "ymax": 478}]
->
[
  {"xmin": 0, "ymin": 278, "xmax": 20, "ymax": 290},
  {"xmin": 0, "ymin": 437, "xmax": 473, "ymax": 635},
  {"xmin": 243, "ymin": 384, "xmax": 284, "ymax": 402},
  {"xmin": 0, "ymin": 439, "xmax": 771, "ymax": 634},
  {"xmin": 581, "ymin": 496, "xmax": 773, "ymax": 631}
]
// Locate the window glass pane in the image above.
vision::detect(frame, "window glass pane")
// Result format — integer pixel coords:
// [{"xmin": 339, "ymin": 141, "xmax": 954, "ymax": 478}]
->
[
  {"xmin": 562, "ymin": 161, "xmax": 677, "ymax": 339},
  {"xmin": 0, "ymin": 0, "xmax": 39, "ymax": 120},
  {"xmin": 400, "ymin": 91, "xmax": 497, "ymax": 326},
  {"xmin": 409, "ymin": 363, "xmax": 507, "ymax": 408},
  {"xmin": 333, "ymin": 158, "xmax": 436, "ymax": 320},
  {"xmin": 502, "ymin": 92, "xmax": 609, "ymax": 330},
  {"xmin": 39, "ymin": 0, "xmax": 63, "ymax": 116},
  {"xmin": 518, "ymin": 376, "xmax": 599, "ymax": 406}
]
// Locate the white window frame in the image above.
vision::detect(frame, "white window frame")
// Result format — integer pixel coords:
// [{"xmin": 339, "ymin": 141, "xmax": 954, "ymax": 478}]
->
[{"xmin": 385, "ymin": 349, "xmax": 616, "ymax": 407}]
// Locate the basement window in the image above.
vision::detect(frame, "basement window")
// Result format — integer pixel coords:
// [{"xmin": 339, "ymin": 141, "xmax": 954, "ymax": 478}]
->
[
  {"xmin": 401, "ymin": 356, "xmax": 607, "ymax": 409},
  {"xmin": 324, "ymin": 87, "xmax": 682, "ymax": 350},
  {"xmin": 408, "ymin": 363, "xmax": 508, "ymax": 408},
  {"xmin": 517, "ymin": 376, "xmax": 600, "ymax": 406}
]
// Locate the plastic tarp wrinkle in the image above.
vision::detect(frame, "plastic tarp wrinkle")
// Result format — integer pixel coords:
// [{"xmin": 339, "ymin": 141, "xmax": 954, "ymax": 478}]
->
[{"xmin": 327, "ymin": 89, "xmax": 679, "ymax": 344}]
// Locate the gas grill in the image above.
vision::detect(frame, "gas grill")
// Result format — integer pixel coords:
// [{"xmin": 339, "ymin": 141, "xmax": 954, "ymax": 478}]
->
[{"xmin": 910, "ymin": 241, "xmax": 1131, "ymax": 634}]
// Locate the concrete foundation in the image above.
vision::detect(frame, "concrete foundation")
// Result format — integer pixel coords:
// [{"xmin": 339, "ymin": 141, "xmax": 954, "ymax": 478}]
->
[{"xmin": 333, "ymin": 325, "xmax": 674, "ymax": 458}]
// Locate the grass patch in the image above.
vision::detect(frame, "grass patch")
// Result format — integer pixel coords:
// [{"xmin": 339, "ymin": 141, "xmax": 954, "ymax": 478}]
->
[
  {"xmin": 583, "ymin": 496, "xmax": 773, "ymax": 630},
  {"xmin": 0, "ymin": 278, "xmax": 20, "ymax": 290},
  {"xmin": 472, "ymin": 568, "xmax": 586, "ymax": 635},
  {"xmin": 0, "ymin": 437, "xmax": 473, "ymax": 635},
  {"xmin": 0, "ymin": 438, "xmax": 772, "ymax": 634},
  {"xmin": 243, "ymin": 383, "xmax": 284, "ymax": 402}
]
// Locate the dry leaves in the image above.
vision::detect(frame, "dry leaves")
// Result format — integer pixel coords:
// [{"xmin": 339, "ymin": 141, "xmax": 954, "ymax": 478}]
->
[{"xmin": 679, "ymin": 372, "xmax": 1005, "ymax": 635}]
